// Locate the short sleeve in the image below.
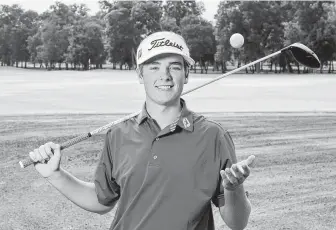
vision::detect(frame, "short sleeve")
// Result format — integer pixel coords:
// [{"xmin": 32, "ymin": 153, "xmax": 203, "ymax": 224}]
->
[
  {"xmin": 94, "ymin": 129, "xmax": 121, "ymax": 206},
  {"xmin": 211, "ymin": 128, "xmax": 237, "ymax": 208}
]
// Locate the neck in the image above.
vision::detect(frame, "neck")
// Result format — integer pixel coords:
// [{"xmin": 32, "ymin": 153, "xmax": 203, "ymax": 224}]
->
[{"xmin": 145, "ymin": 98, "xmax": 182, "ymax": 129}]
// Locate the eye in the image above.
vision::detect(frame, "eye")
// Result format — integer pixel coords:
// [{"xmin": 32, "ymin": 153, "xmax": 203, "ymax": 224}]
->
[
  {"xmin": 149, "ymin": 66, "xmax": 159, "ymax": 71},
  {"xmin": 169, "ymin": 65, "xmax": 182, "ymax": 71}
]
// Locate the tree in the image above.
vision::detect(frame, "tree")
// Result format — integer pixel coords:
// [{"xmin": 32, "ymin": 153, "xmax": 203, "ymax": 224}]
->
[
  {"xmin": 283, "ymin": 21, "xmax": 304, "ymax": 73},
  {"xmin": 160, "ymin": 16, "xmax": 180, "ymax": 34},
  {"xmin": 0, "ymin": 24, "xmax": 11, "ymax": 66},
  {"xmin": 27, "ymin": 32, "xmax": 42, "ymax": 68},
  {"xmin": 0, "ymin": 4, "xmax": 24, "ymax": 66},
  {"xmin": 100, "ymin": 0, "xmax": 209, "ymax": 70},
  {"xmin": 29, "ymin": 2, "xmax": 93, "ymax": 70},
  {"xmin": 18, "ymin": 10, "xmax": 39, "ymax": 68},
  {"xmin": 66, "ymin": 17, "xmax": 105, "ymax": 70},
  {"xmin": 325, "ymin": 3, "xmax": 336, "ymax": 72},
  {"xmin": 163, "ymin": 0, "xmax": 205, "ymax": 26},
  {"xmin": 38, "ymin": 19, "xmax": 64, "ymax": 68},
  {"xmin": 214, "ymin": 1, "xmax": 243, "ymax": 73},
  {"xmin": 44, "ymin": 2, "xmax": 77, "ymax": 69},
  {"xmin": 285, "ymin": 1, "xmax": 336, "ymax": 73},
  {"xmin": 131, "ymin": 1, "xmax": 163, "ymax": 33},
  {"xmin": 131, "ymin": 1, "xmax": 164, "ymax": 65},
  {"xmin": 214, "ymin": 1, "xmax": 285, "ymax": 73},
  {"xmin": 104, "ymin": 1, "xmax": 137, "ymax": 69},
  {"xmin": 180, "ymin": 15, "xmax": 216, "ymax": 73}
]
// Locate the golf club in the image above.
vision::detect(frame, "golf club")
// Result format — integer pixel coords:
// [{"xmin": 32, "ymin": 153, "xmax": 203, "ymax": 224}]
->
[{"xmin": 18, "ymin": 42, "xmax": 321, "ymax": 168}]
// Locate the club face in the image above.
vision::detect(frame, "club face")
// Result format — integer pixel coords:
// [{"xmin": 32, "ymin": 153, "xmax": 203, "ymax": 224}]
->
[{"xmin": 284, "ymin": 43, "xmax": 321, "ymax": 68}]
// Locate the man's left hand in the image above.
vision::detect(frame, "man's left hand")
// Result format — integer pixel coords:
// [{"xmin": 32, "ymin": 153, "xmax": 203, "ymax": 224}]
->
[{"xmin": 220, "ymin": 155, "xmax": 255, "ymax": 191}]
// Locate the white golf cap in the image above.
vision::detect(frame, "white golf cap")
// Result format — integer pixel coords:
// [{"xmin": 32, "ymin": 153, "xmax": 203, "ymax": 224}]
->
[{"xmin": 136, "ymin": 31, "xmax": 195, "ymax": 67}]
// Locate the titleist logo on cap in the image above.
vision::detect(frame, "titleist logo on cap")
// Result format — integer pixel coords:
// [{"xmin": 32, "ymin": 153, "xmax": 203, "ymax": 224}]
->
[{"xmin": 148, "ymin": 38, "xmax": 184, "ymax": 51}]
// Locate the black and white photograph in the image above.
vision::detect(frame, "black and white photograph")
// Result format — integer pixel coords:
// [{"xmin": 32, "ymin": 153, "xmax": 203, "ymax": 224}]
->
[{"xmin": 0, "ymin": 0, "xmax": 335, "ymax": 229}]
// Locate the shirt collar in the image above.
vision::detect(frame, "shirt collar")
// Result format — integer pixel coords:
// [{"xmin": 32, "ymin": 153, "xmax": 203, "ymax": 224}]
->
[{"xmin": 136, "ymin": 98, "xmax": 194, "ymax": 132}]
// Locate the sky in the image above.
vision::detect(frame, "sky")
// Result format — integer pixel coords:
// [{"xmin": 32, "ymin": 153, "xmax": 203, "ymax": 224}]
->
[{"xmin": 4, "ymin": 0, "xmax": 221, "ymax": 22}]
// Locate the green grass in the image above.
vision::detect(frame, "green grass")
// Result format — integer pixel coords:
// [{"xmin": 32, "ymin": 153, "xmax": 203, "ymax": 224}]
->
[{"xmin": 1, "ymin": 113, "xmax": 336, "ymax": 230}]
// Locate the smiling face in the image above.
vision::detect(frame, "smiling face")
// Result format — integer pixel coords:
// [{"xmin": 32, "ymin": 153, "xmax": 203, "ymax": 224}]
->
[{"xmin": 138, "ymin": 53, "xmax": 189, "ymax": 106}]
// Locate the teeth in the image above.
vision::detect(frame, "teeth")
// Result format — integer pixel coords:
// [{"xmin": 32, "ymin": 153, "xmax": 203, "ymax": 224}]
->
[{"xmin": 157, "ymin": 86, "xmax": 171, "ymax": 89}]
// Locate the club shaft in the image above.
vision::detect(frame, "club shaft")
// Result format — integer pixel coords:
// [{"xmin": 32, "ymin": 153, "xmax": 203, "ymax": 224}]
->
[
  {"xmin": 19, "ymin": 50, "xmax": 282, "ymax": 168},
  {"xmin": 182, "ymin": 51, "xmax": 281, "ymax": 95}
]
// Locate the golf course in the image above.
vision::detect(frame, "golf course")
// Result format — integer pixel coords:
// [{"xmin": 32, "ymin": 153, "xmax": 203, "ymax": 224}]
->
[{"xmin": 1, "ymin": 67, "xmax": 335, "ymax": 230}]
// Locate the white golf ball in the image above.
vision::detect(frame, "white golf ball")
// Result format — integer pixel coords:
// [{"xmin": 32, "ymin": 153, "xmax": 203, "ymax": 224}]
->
[{"xmin": 230, "ymin": 33, "xmax": 244, "ymax": 48}]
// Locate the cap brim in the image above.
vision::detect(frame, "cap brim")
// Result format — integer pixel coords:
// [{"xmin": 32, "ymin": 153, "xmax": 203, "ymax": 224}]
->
[{"xmin": 137, "ymin": 49, "xmax": 195, "ymax": 66}]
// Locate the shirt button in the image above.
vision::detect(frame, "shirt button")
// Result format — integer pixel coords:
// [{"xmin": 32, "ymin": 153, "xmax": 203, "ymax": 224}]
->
[
  {"xmin": 155, "ymin": 137, "xmax": 159, "ymax": 141},
  {"xmin": 153, "ymin": 155, "xmax": 157, "ymax": 159}
]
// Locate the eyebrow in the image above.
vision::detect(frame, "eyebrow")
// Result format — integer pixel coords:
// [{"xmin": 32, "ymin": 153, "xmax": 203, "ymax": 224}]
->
[{"xmin": 149, "ymin": 61, "xmax": 183, "ymax": 66}]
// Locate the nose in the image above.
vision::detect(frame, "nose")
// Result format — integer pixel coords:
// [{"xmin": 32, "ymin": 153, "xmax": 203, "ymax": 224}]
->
[{"xmin": 159, "ymin": 66, "xmax": 173, "ymax": 81}]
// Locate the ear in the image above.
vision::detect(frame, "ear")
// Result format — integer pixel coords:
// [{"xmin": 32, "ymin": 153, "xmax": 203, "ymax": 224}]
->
[
  {"xmin": 136, "ymin": 67, "xmax": 144, "ymax": 84},
  {"xmin": 184, "ymin": 67, "xmax": 189, "ymax": 84}
]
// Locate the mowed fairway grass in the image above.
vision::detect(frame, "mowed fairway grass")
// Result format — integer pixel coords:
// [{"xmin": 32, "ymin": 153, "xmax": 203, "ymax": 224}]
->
[{"xmin": 1, "ymin": 67, "xmax": 336, "ymax": 230}]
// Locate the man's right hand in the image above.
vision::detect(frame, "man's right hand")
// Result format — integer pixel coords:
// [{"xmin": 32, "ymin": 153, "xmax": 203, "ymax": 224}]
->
[
  {"xmin": 28, "ymin": 141, "xmax": 115, "ymax": 214},
  {"xmin": 29, "ymin": 142, "xmax": 62, "ymax": 178}
]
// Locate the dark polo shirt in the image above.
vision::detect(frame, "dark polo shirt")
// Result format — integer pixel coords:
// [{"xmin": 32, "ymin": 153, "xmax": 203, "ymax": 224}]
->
[{"xmin": 94, "ymin": 98, "xmax": 236, "ymax": 230}]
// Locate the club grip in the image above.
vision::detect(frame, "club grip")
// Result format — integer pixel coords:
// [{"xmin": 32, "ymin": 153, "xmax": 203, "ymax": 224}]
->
[
  {"xmin": 60, "ymin": 132, "xmax": 91, "ymax": 149},
  {"xmin": 18, "ymin": 133, "xmax": 92, "ymax": 168},
  {"xmin": 19, "ymin": 158, "xmax": 35, "ymax": 168}
]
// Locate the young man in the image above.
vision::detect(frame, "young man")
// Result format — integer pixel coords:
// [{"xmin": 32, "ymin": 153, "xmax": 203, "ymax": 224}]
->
[{"xmin": 29, "ymin": 31, "xmax": 255, "ymax": 230}]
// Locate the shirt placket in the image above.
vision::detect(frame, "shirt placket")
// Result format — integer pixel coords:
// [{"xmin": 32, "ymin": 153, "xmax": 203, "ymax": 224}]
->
[{"xmin": 148, "ymin": 119, "xmax": 180, "ymax": 166}]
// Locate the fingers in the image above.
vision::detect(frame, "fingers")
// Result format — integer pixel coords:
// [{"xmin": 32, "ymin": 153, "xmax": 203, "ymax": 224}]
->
[
  {"xmin": 220, "ymin": 155, "xmax": 256, "ymax": 191},
  {"xmin": 220, "ymin": 170, "xmax": 229, "ymax": 184},
  {"xmin": 231, "ymin": 164, "xmax": 243, "ymax": 178},
  {"xmin": 29, "ymin": 142, "xmax": 60, "ymax": 163},
  {"xmin": 39, "ymin": 145, "xmax": 49, "ymax": 161},
  {"xmin": 221, "ymin": 165, "xmax": 245, "ymax": 191},
  {"xmin": 246, "ymin": 155, "xmax": 256, "ymax": 168},
  {"xmin": 44, "ymin": 143, "xmax": 54, "ymax": 158},
  {"xmin": 232, "ymin": 154, "xmax": 256, "ymax": 177},
  {"xmin": 224, "ymin": 168, "xmax": 238, "ymax": 185},
  {"xmin": 237, "ymin": 155, "xmax": 255, "ymax": 178},
  {"xmin": 231, "ymin": 163, "xmax": 250, "ymax": 178},
  {"xmin": 33, "ymin": 148, "xmax": 43, "ymax": 162},
  {"xmin": 29, "ymin": 151, "xmax": 38, "ymax": 162},
  {"xmin": 241, "ymin": 164, "xmax": 250, "ymax": 178},
  {"xmin": 49, "ymin": 142, "xmax": 61, "ymax": 158}
]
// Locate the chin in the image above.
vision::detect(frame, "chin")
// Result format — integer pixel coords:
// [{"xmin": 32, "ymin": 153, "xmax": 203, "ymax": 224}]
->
[
  {"xmin": 152, "ymin": 96, "xmax": 180, "ymax": 106},
  {"xmin": 155, "ymin": 99, "xmax": 176, "ymax": 106}
]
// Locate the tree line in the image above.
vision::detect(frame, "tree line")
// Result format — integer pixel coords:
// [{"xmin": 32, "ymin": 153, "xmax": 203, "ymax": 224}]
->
[
  {"xmin": 0, "ymin": 1, "xmax": 335, "ymax": 74},
  {"xmin": 215, "ymin": 1, "xmax": 336, "ymax": 74}
]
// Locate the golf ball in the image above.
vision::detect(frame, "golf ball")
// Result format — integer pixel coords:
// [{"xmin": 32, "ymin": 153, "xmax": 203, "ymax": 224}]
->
[{"xmin": 230, "ymin": 33, "xmax": 244, "ymax": 48}]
